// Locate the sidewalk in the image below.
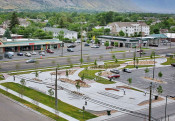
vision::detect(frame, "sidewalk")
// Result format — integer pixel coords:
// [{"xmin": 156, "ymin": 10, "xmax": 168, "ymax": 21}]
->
[{"xmin": 0, "ymin": 85, "xmax": 78, "ymax": 121}]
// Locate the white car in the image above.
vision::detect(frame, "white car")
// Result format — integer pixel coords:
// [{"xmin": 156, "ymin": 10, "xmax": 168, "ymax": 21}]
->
[
  {"xmin": 25, "ymin": 52, "xmax": 31, "ymax": 57},
  {"xmin": 30, "ymin": 51, "xmax": 37, "ymax": 55},
  {"xmin": 91, "ymin": 45, "xmax": 100, "ymax": 48}
]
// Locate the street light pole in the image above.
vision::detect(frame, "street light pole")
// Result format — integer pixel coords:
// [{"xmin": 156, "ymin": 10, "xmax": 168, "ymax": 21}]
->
[
  {"xmin": 140, "ymin": 25, "xmax": 142, "ymax": 58},
  {"xmin": 153, "ymin": 51, "xmax": 156, "ymax": 79},
  {"xmin": 55, "ymin": 68, "xmax": 58, "ymax": 110},
  {"xmin": 165, "ymin": 95, "xmax": 168, "ymax": 121},
  {"xmin": 149, "ymin": 82, "xmax": 152, "ymax": 121},
  {"xmin": 83, "ymin": 106, "xmax": 85, "ymax": 121}
]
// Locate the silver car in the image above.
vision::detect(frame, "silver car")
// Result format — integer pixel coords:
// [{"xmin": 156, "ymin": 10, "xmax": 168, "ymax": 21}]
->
[{"xmin": 25, "ymin": 52, "xmax": 31, "ymax": 57}]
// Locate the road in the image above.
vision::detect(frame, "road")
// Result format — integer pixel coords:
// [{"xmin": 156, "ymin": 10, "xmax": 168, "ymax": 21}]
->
[
  {"xmin": 0, "ymin": 48, "xmax": 175, "ymax": 72},
  {"xmin": 0, "ymin": 94, "xmax": 52, "ymax": 121}
]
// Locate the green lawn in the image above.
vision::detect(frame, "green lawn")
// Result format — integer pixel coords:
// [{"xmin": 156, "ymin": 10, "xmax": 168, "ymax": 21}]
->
[
  {"xmin": 1, "ymin": 82, "xmax": 97, "ymax": 121},
  {"xmin": 79, "ymin": 70, "xmax": 115, "ymax": 84},
  {"xmin": 124, "ymin": 65, "xmax": 153, "ymax": 69},
  {"xmin": 0, "ymin": 74, "xmax": 4, "ymax": 80},
  {"xmin": 0, "ymin": 88, "xmax": 67, "ymax": 121},
  {"xmin": 162, "ymin": 58, "xmax": 175, "ymax": 65}
]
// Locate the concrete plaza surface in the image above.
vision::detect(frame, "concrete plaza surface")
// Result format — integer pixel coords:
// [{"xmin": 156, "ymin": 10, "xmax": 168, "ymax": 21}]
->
[{"xmin": 1, "ymin": 57, "xmax": 175, "ymax": 121}]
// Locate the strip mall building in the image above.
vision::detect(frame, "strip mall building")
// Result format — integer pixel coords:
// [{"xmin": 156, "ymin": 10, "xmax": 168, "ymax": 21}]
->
[{"xmin": 0, "ymin": 39, "xmax": 63, "ymax": 53}]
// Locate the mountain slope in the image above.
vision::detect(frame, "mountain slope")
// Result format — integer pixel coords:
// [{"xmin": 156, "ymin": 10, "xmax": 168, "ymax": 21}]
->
[
  {"xmin": 131, "ymin": 0, "xmax": 175, "ymax": 13},
  {"xmin": 0, "ymin": 0, "xmax": 140, "ymax": 12}
]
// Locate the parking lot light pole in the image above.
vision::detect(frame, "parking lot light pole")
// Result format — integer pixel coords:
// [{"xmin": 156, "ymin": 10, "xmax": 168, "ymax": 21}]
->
[
  {"xmin": 83, "ymin": 106, "xmax": 85, "ymax": 121},
  {"xmin": 165, "ymin": 95, "xmax": 168, "ymax": 121},
  {"xmin": 149, "ymin": 82, "xmax": 152, "ymax": 121},
  {"xmin": 55, "ymin": 68, "xmax": 58, "ymax": 111}
]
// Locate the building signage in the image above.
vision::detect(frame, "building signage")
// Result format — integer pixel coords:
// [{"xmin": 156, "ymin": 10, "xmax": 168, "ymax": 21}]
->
[
  {"xmin": 45, "ymin": 42, "xmax": 50, "ymax": 44},
  {"xmin": 29, "ymin": 43, "xmax": 35, "ymax": 45}
]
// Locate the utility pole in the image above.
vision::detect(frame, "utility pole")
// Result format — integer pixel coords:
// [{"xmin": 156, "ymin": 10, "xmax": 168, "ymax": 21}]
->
[
  {"xmin": 153, "ymin": 51, "xmax": 156, "ymax": 79},
  {"xmin": 140, "ymin": 25, "xmax": 142, "ymax": 58},
  {"xmin": 80, "ymin": 24, "xmax": 83, "ymax": 64},
  {"xmin": 165, "ymin": 95, "xmax": 168, "ymax": 121},
  {"xmin": 55, "ymin": 68, "xmax": 58, "ymax": 110},
  {"xmin": 61, "ymin": 42, "xmax": 63, "ymax": 56},
  {"xmin": 149, "ymin": 82, "xmax": 152, "ymax": 121}
]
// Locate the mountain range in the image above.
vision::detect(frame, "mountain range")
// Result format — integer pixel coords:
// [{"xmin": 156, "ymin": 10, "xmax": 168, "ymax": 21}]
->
[{"xmin": 0, "ymin": 0, "xmax": 174, "ymax": 13}]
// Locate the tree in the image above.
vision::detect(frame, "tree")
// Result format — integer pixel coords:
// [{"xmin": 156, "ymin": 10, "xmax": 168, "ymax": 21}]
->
[
  {"xmin": 114, "ymin": 42, "xmax": 118, "ymax": 47},
  {"xmin": 86, "ymin": 40, "xmax": 90, "ymax": 44},
  {"xmin": 144, "ymin": 68, "xmax": 149, "ymax": 77},
  {"xmin": 157, "ymin": 85, "xmax": 163, "ymax": 95},
  {"xmin": 80, "ymin": 58, "xmax": 84, "ymax": 65},
  {"xmin": 48, "ymin": 88, "xmax": 54, "ymax": 102},
  {"xmin": 158, "ymin": 71, "xmax": 163, "ymax": 79},
  {"xmin": 104, "ymin": 41, "xmax": 109, "ymax": 49},
  {"xmin": 75, "ymin": 81, "xmax": 80, "ymax": 91},
  {"xmin": 58, "ymin": 31, "xmax": 64, "ymax": 41},
  {"xmin": 66, "ymin": 70, "xmax": 69, "ymax": 77},
  {"xmin": 9, "ymin": 12, "xmax": 19, "ymax": 30},
  {"xmin": 95, "ymin": 39, "xmax": 99, "ymax": 44},
  {"xmin": 112, "ymin": 54, "xmax": 116, "ymax": 60},
  {"xmin": 127, "ymin": 78, "xmax": 132, "ymax": 85},
  {"xmin": 81, "ymin": 73, "xmax": 85, "ymax": 81},
  {"xmin": 94, "ymin": 59, "xmax": 97, "ymax": 66},
  {"xmin": 119, "ymin": 30, "xmax": 125, "ymax": 36},
  {"xmin": 3, "ymin": 29, "xmax": 12, "ymax": 39},
  {"xmin": 20, "ymin": 79, "xmax": 26, "ymax": 98},
  {"xmin": 115, "ymin": 58, "xmax": 118, "ymax": 63}
]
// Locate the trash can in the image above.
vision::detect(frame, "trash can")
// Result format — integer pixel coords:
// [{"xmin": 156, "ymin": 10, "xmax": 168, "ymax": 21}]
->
[
  {"xmin": 107, "ymin": 110, "xmax": 111, "ymax": 116},
  {"xmin": 155, "ymin": 95, "xmax": 158, "ymax": 100},
  {"xmin": 136, "ymin": 66, "xmax": 138, "ymax": 69}
]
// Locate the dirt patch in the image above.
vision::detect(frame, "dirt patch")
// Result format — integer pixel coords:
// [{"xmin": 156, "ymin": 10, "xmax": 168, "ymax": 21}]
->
[
  {"xmin": 138, "ymin": 97, "xmax": 164, "ymax": 106},
  {"xmin": 144, "ymin": 77, "xmax": 166, "ymax": 84},
  {"xmin": 60, "ymin": 78, "xmax": 90, "ymax": 88},
  {"xmin": 105, "ymin": 88, "xmax": 119, "ymax": 91},
  {"xmin": 128, "ymin": 60, "xmax": 155, "ymax": 65},
  {"xmin": 101, "ymin": 71, "xmax": 113, "ymax": 77},
  {"xmin": 50, "ymin": 70, "xmax": 76, "ymax": 75},
  {"xmin": 92, "ymin": 110, "xmax": 117, "ymax": 116},
  {"xmin": 32, "ymin": 78, "xmax": 42, "ymax": 82},
  {"xmin": 116, "ymin": 86, "xmax": 131, "ymax": 89}
]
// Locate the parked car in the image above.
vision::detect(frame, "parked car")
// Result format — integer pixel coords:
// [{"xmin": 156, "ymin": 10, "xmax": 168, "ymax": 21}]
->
[
  {"xmin": 84, "ymin": 43, "xmax": 90, "ymax": 46},
  {"xmin": 171, "ymin": 63, "xmax": 175, "ymax": 67},
  {"xmin": 137, "ymin": 50, "xmax": 143, "ymax": 52},
  {"xmin": 67, "ymin": 48, "xmax": 74, "ymax": 52},
  {"xmin": 123, "ymin": 68, "xmax": 131, "ymax": 73},
  {"xmin": 91, "ymin": 45, "xmax": 100, "ymax": 48},
  {"xmin": 26, "ymin": 59, "xmax": 36, "ymax": 63},
  {"xmin": 25, "ymin": 52, "xmax": 31, "ymax": 57},
  {"xmin": 67, "ymin": 44, "xmax": 76, "ymax": 48},
  {"xmin": 108, "ymin": 74, "xmax": 120, "ymax": 79},
  {"xmin": 39, "ymin": 52, "xmax": 45, "ymax": 56},
  {"xmin": 17, "ymin": 52, "xmax": 23, "ymax": 56},
  {"xmin": 30, "ymin": 51, "xmax": 37, "ymax": 55},
  {"xmin": 110, "ymin": 69, "xmax": 120, "ymax": 74},
  {"xmin": 4, "ymin": 52, "xmax": 14, "ymax": 59},
  {"xmin": 46, "ymin": 49, "xmax": 54, "ymax": 53},
  {"xmin": 106, "ymin": 46, "xmax": 113, "ymax": 49}
]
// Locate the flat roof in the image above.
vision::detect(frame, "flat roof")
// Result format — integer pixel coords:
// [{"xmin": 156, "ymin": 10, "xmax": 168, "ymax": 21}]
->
[{"xmin": 0, "ymin": 39, "xmax": 62, "ymax": 47}]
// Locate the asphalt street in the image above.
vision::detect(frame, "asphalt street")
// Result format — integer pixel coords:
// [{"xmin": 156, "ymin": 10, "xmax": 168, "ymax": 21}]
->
[
  {"xmin": 0, "ymin": 94, "xmax": 52, "ymax": 121},
  {"xmin": 0, "ymin": 47, "xmax": 175, "ymax": 72}
]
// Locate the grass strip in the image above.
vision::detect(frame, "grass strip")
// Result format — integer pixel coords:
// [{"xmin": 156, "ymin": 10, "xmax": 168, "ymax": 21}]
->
[
  {"xmin": 0, "ymin": 88, "xmax": 67, "ymax": 121},
  {"xmin": 124, "ymin": 65, "xmax": 153, "ymax": 69},
  {"xmin": 162, "ymin": 58, "xmax": 175, "ymax": 65},
  {"xmin": 79, "ymin": 70, "xmax": 115, "ymax": 84},
  {"xmin": 1, "ymin": 82, "xmax": 97, "ymax": 121}
]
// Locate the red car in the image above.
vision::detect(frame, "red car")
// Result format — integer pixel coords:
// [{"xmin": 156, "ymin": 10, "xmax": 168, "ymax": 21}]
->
[
  {"xmin": 46, "ymin": 49, "xmax": 54, "ymax": 53},
  {"xmin": 106, "ymin": 46, "xmax": 113, "ymax": 49},
  {"xmin": 108, "ymin": 74, "xmax": 120, "ymax": 79}
]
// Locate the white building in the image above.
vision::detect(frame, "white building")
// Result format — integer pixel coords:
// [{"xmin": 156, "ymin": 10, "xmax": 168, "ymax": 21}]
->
[
  {"xmin": 43, "ymin": 27, "xmax": 78, "ymax": 40},
  {"xmin": 108, "ymin": 22, "xmax": 150, "ymax": 36},
  {"xmin": 94, "ymin": 25, "xmax": 111, "ymax": 30}
]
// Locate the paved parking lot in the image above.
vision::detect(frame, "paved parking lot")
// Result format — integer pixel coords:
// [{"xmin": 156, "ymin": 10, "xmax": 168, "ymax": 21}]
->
[{"xmin": 114, "ymin": 66, "xmax": 175, "ymax": 96}]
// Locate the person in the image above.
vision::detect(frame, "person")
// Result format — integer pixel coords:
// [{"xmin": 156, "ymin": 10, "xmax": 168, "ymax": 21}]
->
[
  {"xmin": 144, "ymin": 91, "xmax": 147, "ymax": 96},
  {"xmin": 123, "ymin": 89, "xmax": 126, "ymax": 95}
]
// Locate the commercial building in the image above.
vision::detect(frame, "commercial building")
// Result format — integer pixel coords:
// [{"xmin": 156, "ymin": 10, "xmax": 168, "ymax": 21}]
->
[
  {"xmin": 108, "ymin": 22, "xmax": 150, "ymax": 36},
  {"xmin": 43, "ymin": 27, "xmax": 78, "ymax": 40},
  {"xmin": 0, "ymin": 39, "xmax": 63, "ymax": 53}
]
